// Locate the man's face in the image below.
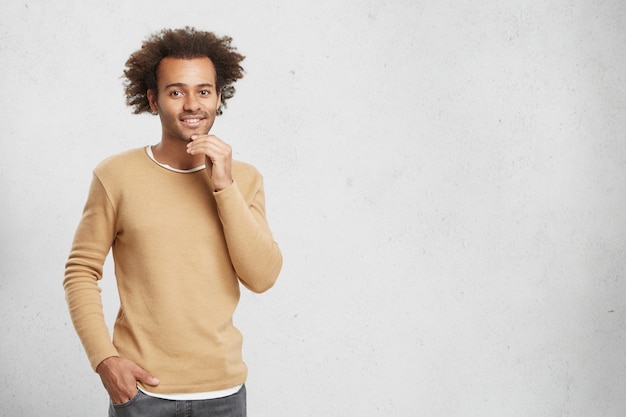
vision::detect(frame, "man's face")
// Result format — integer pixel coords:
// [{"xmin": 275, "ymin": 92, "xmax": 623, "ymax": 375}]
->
[{"xmin": 148, "ymin": 57, "xmax": 222, "ymax": 142}]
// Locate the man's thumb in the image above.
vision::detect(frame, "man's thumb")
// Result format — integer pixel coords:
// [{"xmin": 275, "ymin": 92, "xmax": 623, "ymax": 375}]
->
[{"xmin": 136, "ymin": 367, "xmax": 160, "ymax": 386}]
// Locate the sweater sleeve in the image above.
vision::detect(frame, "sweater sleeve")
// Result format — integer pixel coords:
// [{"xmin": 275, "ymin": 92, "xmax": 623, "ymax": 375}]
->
[
  {"xmin": 214, "ymin": 175, "xmax": 283, "ymax": 293},
  {"xmin": 63, "ymin": 174, "xmax": 119, "ymax": 371}
]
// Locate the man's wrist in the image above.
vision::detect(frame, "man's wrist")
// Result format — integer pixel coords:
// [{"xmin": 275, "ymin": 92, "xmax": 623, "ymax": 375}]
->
[
  {"xmin": 96, "ymin": 356, "xmax": 120, "ymax": 373},
  {"xmin": 213, "ymin": 179, "xmax": 234, "ymax": 193}
]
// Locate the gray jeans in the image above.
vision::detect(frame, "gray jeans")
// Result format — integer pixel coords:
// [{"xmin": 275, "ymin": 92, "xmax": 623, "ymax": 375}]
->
[{"xmin": 108, "ymin": 385, "xmax": 246, "ymax": 417}]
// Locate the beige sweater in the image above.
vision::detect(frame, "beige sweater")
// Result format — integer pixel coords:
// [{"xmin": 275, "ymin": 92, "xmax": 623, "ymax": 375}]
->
[{"xmin": 64, "ymin": 147, "xmax": 282, "ymax": 393}]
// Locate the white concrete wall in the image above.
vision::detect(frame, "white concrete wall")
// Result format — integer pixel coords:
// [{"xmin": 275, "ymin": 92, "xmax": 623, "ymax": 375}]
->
[{"xmin": 1, "ymin": 1, "xmax": 625, "ymax": 415}]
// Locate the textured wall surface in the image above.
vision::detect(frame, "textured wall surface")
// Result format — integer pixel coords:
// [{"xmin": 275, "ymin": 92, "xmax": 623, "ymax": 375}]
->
[{"xmin": 1, "ymin": 1, "xmax": 625, "ymax": 416}]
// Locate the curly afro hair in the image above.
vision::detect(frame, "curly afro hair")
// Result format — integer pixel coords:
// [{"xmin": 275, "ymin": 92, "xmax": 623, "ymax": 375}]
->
[{"xmin": 123, "ymin": 27, "xmax": 245, "ymax": 115}]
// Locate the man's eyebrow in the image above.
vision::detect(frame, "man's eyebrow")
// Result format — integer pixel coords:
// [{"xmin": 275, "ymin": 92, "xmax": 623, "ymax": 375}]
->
[{"xmin": 164, "ymin": 82, "xmax": 215, "ymax": 89}]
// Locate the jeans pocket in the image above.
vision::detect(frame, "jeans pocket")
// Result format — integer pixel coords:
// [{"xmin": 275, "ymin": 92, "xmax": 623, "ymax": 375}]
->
[
  {"xmin": 111, "ymin": 389, "xmax": 142, "ymax": 409},
  {"xmin": 109, "ymin": 390, "xmax": 169, "ymax": 417}
]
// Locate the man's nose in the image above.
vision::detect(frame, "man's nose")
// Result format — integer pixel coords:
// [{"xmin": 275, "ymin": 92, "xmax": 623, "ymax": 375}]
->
[{"xmin": 183, "ymin": 95, "xmax": 200, "ymax": 111}]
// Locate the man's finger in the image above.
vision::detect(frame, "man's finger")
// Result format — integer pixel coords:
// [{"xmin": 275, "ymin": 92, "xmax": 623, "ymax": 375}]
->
[{"xmin": 134, "ymin": 365, "xmax": 160, "ymax": 387}]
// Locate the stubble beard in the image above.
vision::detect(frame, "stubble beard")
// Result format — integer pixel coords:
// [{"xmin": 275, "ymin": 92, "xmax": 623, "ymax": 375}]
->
[{"xmin": 169, "ymin": 111, "xmax": 215, "ymax": 143}]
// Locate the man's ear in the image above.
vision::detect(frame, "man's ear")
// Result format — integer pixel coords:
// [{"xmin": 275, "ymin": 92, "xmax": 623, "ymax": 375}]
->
[
  {"xmin": 147, "ymin": 89, "xmax": 158, "ymax": 113},
  {"xmin": 216, "ymin": 90, "xmax": 222, "ymax": 114}
]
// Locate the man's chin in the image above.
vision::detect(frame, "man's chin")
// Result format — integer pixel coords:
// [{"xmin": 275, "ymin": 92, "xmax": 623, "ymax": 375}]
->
[
  {"xmin": 182, "ymin": 125, "xmax": 213, "ymax": 140},
  {"xmin": 175, "ymin": 134, "xmax": 194, "ymax": 143},
  {"xmin": 178, "ymin": 130, "xmax": 207, "ymax": 142}
]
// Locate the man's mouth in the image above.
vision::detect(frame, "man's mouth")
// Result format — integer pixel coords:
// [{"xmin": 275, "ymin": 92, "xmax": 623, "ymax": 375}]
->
[{"xmin": 180, "ymin": 116, "xmax": 206, "ymax": 128}]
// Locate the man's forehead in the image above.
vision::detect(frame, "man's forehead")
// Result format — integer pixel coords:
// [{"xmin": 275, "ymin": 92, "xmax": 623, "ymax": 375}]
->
[{"xmin": 156, "ymin": 56, "xmax": 217, "ymax": 85}]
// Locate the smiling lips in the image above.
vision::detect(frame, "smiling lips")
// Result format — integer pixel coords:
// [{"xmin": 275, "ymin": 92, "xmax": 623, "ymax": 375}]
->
[{"xmin": 180, "ymin": 114, "xmax": 207, "ymax": 129}]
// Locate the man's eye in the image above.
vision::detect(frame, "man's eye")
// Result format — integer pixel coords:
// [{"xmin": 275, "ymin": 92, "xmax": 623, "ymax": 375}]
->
[
  {"xmin": 200, "ymin": 90, "xmax": 211, "ymax": 96},
  {"xmin": 170, "ymin": 91, "xmax": 183, "ymax": 97}
]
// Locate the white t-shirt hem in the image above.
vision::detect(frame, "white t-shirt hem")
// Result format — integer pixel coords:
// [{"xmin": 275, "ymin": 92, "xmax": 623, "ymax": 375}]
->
[{"xmin": 139, "ymin": 384, "xmax": 243, "ymax": 401}]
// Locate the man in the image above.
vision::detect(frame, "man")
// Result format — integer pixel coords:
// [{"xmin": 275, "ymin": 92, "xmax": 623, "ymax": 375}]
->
[{"xmin": 64, "ymin": 27, "xmax": 282, "ymax": 417}]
